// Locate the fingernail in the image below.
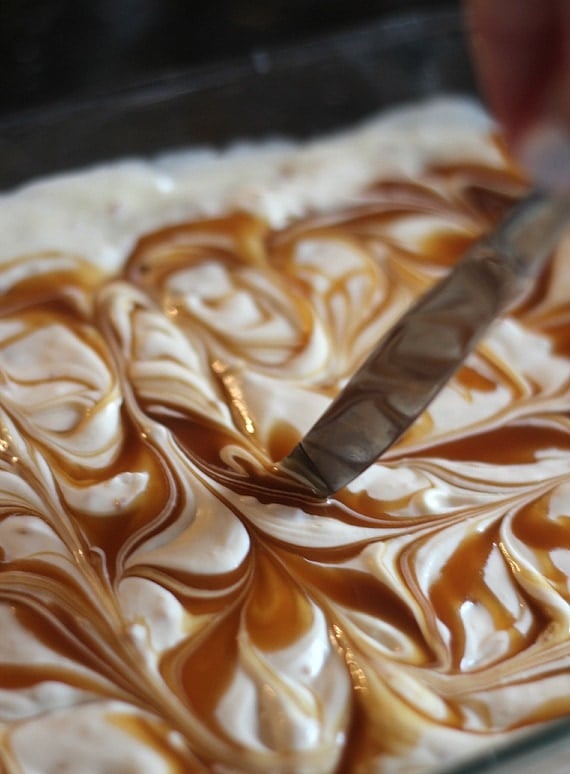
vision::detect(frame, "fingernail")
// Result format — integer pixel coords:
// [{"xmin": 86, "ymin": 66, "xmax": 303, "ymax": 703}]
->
[{"xmin": 516, "ymin": 123, "xmax": 570, "ymax": 194}]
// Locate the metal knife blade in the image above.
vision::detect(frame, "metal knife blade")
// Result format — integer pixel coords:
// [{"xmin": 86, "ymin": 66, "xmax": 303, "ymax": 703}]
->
[{"xmin": 280, "ymin": 192, "xmax": 570, "ymax": 498}]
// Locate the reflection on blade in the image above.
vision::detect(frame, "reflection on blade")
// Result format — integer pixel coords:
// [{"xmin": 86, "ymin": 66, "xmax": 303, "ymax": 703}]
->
[{"xmin": 281, "ymin": 192, "xmax": 570, "ymax": 498}]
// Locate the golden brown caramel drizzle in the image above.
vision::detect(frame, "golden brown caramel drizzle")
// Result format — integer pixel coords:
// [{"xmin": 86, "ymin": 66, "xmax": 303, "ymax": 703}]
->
[
  {"xmin": 0, "ymin": 161, "xmax": 569, "ymax": 771},
  {"xmin": 281, "ymin": 547, "xmax": 432, "ymax": 661},
  {"xmin": 395, "ymin": 420, "xmax": 570, "ymax": 465},
  {"xmin": 511, "ymin": 492, "xmax": 570, "ymax": 603},
  {"xmin": 428, "ymin": 523, "xmax": 548, "ymax": 670},
  {"xmin": 243, "ymin": 542, "xmax": 314, "ymax": 652},
  {"xmin": 160, "ymin": 603, "xmax": 243, "ymax": 734}
]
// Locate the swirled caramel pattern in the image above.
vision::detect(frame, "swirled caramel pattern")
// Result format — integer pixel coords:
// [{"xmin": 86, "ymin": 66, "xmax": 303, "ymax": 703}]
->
[{"xmin": 1, "ymin": 100, "xmax": 570, "ymax": 772}]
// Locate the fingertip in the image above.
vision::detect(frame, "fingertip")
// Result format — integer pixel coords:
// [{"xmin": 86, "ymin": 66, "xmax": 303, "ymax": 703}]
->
[
  {"xmin": 464, "ymin": 0, "xmax": 561, "ymax": 137},
  {"xmin": 516, "ymin": 123, "xmax": 570, "ymax": 194}
]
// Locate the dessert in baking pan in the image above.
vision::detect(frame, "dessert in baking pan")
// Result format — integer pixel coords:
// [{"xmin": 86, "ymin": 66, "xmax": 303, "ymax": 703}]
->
[{"xmin": 0, "ymin": 98, "xmax": 569, "ymax": 772}]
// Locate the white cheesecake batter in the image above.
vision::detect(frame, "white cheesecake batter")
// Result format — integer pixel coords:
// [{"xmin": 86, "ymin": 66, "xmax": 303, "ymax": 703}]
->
[{"xmin": 0, "ymin": 98, "xmax": 569, "ymax": 772}]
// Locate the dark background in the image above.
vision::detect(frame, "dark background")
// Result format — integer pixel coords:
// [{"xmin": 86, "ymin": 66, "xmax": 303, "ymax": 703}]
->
[{"xmin": 0, "ymin": 0, "xmax": 461, "ymax": 117}]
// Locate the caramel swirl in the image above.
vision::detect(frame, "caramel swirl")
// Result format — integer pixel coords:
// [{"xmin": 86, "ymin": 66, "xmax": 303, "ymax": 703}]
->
[{"xmin": 1, "ymin": 99, "xmax": 570, "ymax": 772}]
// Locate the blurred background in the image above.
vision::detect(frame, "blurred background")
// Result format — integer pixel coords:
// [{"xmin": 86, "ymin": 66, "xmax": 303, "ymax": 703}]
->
[{"xmin": 0, "ymin": 0, "xmax": 460, "ymax": 116}]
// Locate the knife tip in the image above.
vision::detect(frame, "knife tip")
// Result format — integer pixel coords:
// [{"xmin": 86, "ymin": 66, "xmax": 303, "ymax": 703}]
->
[{"xmin": 278, "ymin": 444, "xmax": 332, "ymax": 500}]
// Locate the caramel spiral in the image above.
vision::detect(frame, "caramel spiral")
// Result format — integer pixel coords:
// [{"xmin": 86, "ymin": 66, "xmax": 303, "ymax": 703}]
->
[{"xmin": 1, "ymin": 104, "xmax": 570, "ymax": 773}]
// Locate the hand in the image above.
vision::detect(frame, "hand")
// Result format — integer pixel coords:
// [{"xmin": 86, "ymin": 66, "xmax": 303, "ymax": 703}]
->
[{"xmin": 465, "ymin": 0, "xmax": 570, "ymax": 192}]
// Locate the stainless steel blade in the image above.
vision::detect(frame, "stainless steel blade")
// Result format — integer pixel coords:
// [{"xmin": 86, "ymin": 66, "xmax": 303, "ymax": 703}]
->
[{"xmin": 281, "ymin": 192, "xmax": 570, "ymax": 498}]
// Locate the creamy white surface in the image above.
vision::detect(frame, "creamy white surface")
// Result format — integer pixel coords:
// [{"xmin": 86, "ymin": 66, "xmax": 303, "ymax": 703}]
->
[{"xmin": 0, "ymin": 97, "xmax": 569, "ymax": 773}]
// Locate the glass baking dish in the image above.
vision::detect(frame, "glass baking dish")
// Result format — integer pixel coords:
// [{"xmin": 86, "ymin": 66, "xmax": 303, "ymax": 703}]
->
[{"xmin": 1, "ymin": 7, "xmax": 570, "ymax": 772}]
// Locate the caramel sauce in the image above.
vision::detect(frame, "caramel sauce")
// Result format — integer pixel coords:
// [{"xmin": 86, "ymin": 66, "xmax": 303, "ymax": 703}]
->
[
  {"xmin": 283, "ymin": 550, "xmax": 432, "ymax": 661},
  {"xmin": 0, "ymin": 261, "xmax": 104, "ymax": 319},
  {"xmin": 244, "ymin": 543, "xmax": 314, "ymax": 652},
  {"xmin": 124, "ymin": 213, "xmax": 271, "ymax": 290},
  {"xmin": 130, "ymin": 559, "xmax": 250, "ymax": 603},
  {"xmin": 511, "ymin": 494, "xmax": 570, "ymax": 601},
  {"xmin": 155, "ymin": 408, "xmax": 263, "ymax": 490},
  {"xmin": 513, "ymin": 495, "xmax": 570, "ymax": 553},
  {"xmin": 0, "ymin": 660, "xmax": 102, "ymax": 694},
  {"xmin": 429, "ymin": 524, "xmax": 548, "ymax": 670},
  {"xmin": 5, "ymin": 598, "xmax": 125, "ymax": 687},
  {"xmin": 454, "ymin": 363, "xmax": 502, "ymax": 393},
  {"xmin": 543, "ymin": 316, "xmax": 570, "ymax": 360},
  {"xmin": 0, "ymin": 157, "xmax": 569, "ymax": 771},
  {"xmin": 514, "ymin": 696, "xmax": 570, "ymax": 728},
  {"xmin": 61, "ymin": 415, "xmax": 173, "ymax": 581},
  {"xmin": 266, "ymin": 419, "xmax": 301, "ymax": 463},
  {"xmin": 160, "ymin": 604, "xmax": 242, "ymax": 728},
  {"xmin": 420, "ymin": 230, "xmax": 477, "ymax": 268},
  {"xmin": 397, "ymin": 421, "xmax": 570, "ymax": 465}
]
